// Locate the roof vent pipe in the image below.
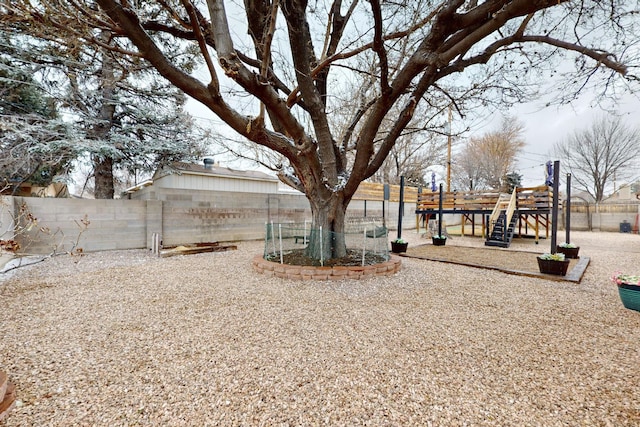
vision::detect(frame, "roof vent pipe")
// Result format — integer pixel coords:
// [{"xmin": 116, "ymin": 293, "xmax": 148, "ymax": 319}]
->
[{"xmin": 203, "ymin": 158, "xmax": 214, "ymax": 170}]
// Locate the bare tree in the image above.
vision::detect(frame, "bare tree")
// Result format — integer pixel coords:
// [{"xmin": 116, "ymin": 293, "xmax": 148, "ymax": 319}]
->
[
  {"xmin": 2, "ymin": 1, "xmax": 637, "ymax": 259},
  {"xmin": 554, "ymin": 116, "xmax": 640, "ymax": 203},
  {"xmin": 454, "ymin": 116, "xmax": 526, "ymax": 190},
  {"xmin": 454, "ymin": 146, "xmax": 485, "ymax": 191},
  {"xmin": 370, "ymin": 132, "xmax": 447, "ymax": 186}
]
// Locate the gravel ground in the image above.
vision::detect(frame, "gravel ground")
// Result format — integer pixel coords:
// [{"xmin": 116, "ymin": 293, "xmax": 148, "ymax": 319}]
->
[
  {"xmin": 403, "ymin": 233, "xmax": 593, "ymax": 278},
  {"xmin": 405, "ymin": 241, "xmax": 581, "ymax": 276},
  {"xmin": 1, "ymin": 231, "xmax": 639, "ymax": 426}
]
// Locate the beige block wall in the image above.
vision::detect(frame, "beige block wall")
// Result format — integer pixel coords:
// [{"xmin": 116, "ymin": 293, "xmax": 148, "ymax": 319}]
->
[
  {"xmin": 6, "ymin": 189, "xmax": 420, "ymax": 255},
  {"xmin": 14, "ymin": 197, "xmax": 148, "ymax": 254},
  {"xmin": 0, "ymin": 196, "xmax": 16, "ymax": 242}
]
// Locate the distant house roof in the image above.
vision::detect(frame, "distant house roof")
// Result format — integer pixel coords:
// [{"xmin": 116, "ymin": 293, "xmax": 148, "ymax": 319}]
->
[
  {"xmin": 154, "ymin": 161, "xmax": 279, "ymax": 182},
  {"xmin": 0, "ymin": 182, "xmax": 69, "ymax": 198}
]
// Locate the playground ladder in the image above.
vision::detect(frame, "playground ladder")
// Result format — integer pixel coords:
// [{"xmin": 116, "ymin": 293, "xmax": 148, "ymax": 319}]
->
[{"xmin": 485, "ymin": 188, "xmax": 518, "ymax": 248}]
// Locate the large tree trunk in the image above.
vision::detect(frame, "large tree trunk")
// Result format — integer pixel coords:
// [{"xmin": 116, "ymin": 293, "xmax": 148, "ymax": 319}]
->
[
  {"xmin": 93, "ymin": 156, "xmax": 114, "ymax": 199},
  {"xmin": 90, "ymin": 31, "xmax": 117, "ymax": 199},
  {"xmin": 306, "ymin": 192, "xmax": 348, "ymax": 261}
]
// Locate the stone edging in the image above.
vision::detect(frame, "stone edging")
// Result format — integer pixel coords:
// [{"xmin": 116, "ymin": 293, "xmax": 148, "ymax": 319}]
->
[{"xmin": 252, "ymin": 255, "xmax": 401, "ymax": 280}]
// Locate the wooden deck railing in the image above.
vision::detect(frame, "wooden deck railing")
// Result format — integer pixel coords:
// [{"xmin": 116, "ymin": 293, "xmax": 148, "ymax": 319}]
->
[
  {"xmin": 350, "ymin": 182, "xmax": 552, "ymax": 213},
  {"xmin": 514, "ymin": 186, "xmax": 553, "ymax": 211},
  {"xmin": 416, "ymin": 185, "xmax": 552, "ymax": 212},
  {"xmin": 416, "ymin": 190, "xmax": 502, "ymax": 211},
  {"xmin": 504, "ymin": 187, "xmax": 518, "ymax": 229},
  {"xmin": 488, "ymin": 193, "xmax": 511, "ymax": 228}
]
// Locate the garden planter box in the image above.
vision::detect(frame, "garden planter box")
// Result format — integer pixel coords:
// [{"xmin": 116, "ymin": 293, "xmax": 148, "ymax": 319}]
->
[
  {"xmin": 537, "ymin": 257, "xmax": 570, "ymax": 276},
  {"xmin": 432, "ymin": 237, "xmax": 447, "ymax": 246},
  {"xmin": 556, "ymin": 246, "xmax": 580, "ymax": 259},
  {"xmin": 391, "ymin": 242, "xmax": 408, "ymax": 253},
  {"xmin": 618, "ymin": 283, "xmax": 640, "ymax": 312}
]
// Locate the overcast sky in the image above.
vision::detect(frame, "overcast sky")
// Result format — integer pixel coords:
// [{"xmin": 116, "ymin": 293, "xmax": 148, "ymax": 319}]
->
[
  {"xmin": 188, "ymin": 90, "xmax": 639, "ymax": 190},
  {"xmin": 505, "ymin": 93, "xmax": 639, "ymax": 188}
]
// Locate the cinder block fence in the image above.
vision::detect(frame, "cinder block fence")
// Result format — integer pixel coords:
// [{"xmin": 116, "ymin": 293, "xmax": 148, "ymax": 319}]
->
[
  {"xmin": 3, "ymin": 192, "xmax": 636, "ymax": 256},
  {"xmin": 1, "ymin": 190, "xmax": 415, "ymax": 255}
]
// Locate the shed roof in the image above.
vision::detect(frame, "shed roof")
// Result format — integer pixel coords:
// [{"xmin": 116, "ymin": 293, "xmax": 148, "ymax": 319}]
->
[{"xmin": 155, "ymin": 161, "xmax": 279, "ymax": 182}]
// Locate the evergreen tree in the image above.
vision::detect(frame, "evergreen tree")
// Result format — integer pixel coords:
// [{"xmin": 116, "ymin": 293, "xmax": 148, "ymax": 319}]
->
[
  {"xmin": 1, "ymin": 29, "xmax": 210, "ymax": 198},
  {"xmin": 503, "ymin": 172, "xmax": 523, "ymax": 193},
  {"xmin": 0, "ymin": 53, "xmax": 76, "ymax": 193}
]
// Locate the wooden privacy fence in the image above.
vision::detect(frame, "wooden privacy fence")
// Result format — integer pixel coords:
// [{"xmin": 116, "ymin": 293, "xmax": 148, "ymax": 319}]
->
[
  {"xmin": 417, "ymin": 190, "xmax": 500, "ymax": 212},
  {"xmin": 352, "ymin": 182, "xmax": 419, "ymax": 202},
  {"xmin": 569, "ymin": 203, "xmax": 640, "ymax": 213}
]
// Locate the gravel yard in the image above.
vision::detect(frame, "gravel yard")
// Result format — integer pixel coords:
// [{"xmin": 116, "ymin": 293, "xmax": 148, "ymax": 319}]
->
[
  {"xmin": 404, "ymin": 240, "xmax": 582, "ymax": 278},
  {"xmin": 1, "ymin": 231, "xmax": 639, "ymax": 425}
]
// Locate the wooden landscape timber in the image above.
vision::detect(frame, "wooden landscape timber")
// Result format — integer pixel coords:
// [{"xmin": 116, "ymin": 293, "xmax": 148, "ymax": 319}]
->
[{"xmin": 159, "ymin": 242, "xmax": 237, "ymax": 258}]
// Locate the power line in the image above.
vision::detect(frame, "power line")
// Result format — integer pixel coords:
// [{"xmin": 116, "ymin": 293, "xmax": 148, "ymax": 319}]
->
[
  {"xmin": 516, "ymin": 162, "xmax": 546, "ymax": 170},
  {"xmin": 519, "ymin": 150, "xmax": 550, "ymax": 159}
]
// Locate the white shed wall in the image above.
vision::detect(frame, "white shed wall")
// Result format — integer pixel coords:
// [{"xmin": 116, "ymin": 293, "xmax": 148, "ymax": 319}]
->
[{"xmin": 155, "ymin": 174, "xmax": 278, "ymax": 194}]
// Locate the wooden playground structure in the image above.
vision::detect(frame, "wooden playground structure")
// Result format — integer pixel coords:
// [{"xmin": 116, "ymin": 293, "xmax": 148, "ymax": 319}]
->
[
  {"xmin": 415, "ymin": 185, "xmax": 554, "ymax": 247},
  {"xmin": 350, "ymin": 182, "xmax": 554, "ymax": 248}
]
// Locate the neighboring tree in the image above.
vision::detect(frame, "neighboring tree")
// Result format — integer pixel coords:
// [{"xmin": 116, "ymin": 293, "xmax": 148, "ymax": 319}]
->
[
  {"xmin": 0, "ymin": 29, "xmax": 208, "ymax": 198},
  {"xmin": 454, "ymin": 116, "xmax": 526, "ymax": 190},
  {"xmin": 3, "ymin": 1, "xmax": 636, "ymax": 259},
  {"xmin": 370, "ymin": 132, "xmax": 447, "ymax": 187},
  {"xmin": 554, "ymin": 116, "xmax": 640, "ymax": 203},
  {"xmin": 0, "ymin": 56, "xmax": 78, "ymax": 194},
  {"xmin": 502, "ymin": 171, "xmax": 522, "ymax": 193},
  {"xmin": 453, "ymin": 146, "xmax": 484, "ymax": 191}
]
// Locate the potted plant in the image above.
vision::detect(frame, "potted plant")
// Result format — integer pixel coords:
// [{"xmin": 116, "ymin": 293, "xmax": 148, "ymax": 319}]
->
[
  {"xmin": 537, "ymin": 252, "xmax": 570, "ymax": 276},
  {"xmin": 390, "ymin": 238, "xmax": 408, "ymax": 253},
  {"xmin": 611, "ymin": 272, "xmax": 640, "ymax": 312},
  {"xmin": 432, "ymin": 235, "xmax": 447, "ymax": 246},
  {"xmin": 556, "ymin": 242, "xmax": 580, "ymax": 259}
]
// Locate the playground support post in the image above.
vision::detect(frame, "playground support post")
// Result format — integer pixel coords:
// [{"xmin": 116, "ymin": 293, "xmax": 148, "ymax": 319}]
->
[
  {"xmin": 447, "ymin": 105, "xmax": 452, "ymax": 192},
  {"xmin": 383, "ymin": 184, "xmax": 390, "ymax": 228},
  {"xmin": 397, "ymin": 176, "xmax": 405, "ymax": 240},
  {"xmin": 566, "ymin": 173, "xmax": 571, "ymax": 244},
  {"xmin": 416, "ymin": 186, "xmax": 422, "ymax": 233},
  {"xmin": 550, "ymin": 160, "xmax": 560, "ymax": 254},
  {"xmin": 438, "ymin": 183, "xmax": 444, "ymax": 237}
]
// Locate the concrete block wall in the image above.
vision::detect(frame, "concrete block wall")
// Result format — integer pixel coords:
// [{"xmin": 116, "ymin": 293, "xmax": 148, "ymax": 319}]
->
[
  {"xmin": 563, "ymin": 212, "xmax": 589, "ymax": 231},
  {"xmin": 162, "ymin": 194, "xmax": 271, "ymax": 245},
  {"xmin": 591, "ymin": 212, "xmax": 638, "ymax": 232},
  {"xmin": 563, "ymin": 204, "xmax": 640, "ymax": 232},
  {"xmin": 13, "ymin": 197, "xmax": 148, "ymax": 254},
  {"xmin": 145, "ymin": 200, "xmax": 162, "ymax": 249},
  {"xmin": 142, "ymin": 189, "xmax": 312, "ymax": 245},
  {"xmin": 5, "ymin": 189, "xmax": 420, "ymax": 255},
  {"xmin": 134, "ymin": 187, "xmax": 417, "ymax": 247},
  {"xmin": 0, "ymin": 196, "xmax": 16, "ymax": 242}
]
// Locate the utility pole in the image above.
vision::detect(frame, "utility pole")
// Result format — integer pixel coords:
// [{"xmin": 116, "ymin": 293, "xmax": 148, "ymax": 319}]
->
[{"xmin": 447, "ymin": 105, "xmax": 452, "ymax": 192}]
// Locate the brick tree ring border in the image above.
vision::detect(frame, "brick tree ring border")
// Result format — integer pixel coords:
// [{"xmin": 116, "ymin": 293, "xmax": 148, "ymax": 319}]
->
[{"xmin": 252, "ymin": 254, "xmax": 402, "ymax": 280}]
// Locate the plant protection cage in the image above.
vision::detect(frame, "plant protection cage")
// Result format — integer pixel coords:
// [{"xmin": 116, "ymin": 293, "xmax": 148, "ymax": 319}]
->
[{"xmin": 263, "ymin": 221, "xmax": 390, "ymax": 266}]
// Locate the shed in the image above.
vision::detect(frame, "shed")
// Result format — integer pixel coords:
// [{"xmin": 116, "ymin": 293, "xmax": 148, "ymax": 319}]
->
[{"xmin": 146, "ymin": 160, "xmax": 280, "ymax": 194}]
